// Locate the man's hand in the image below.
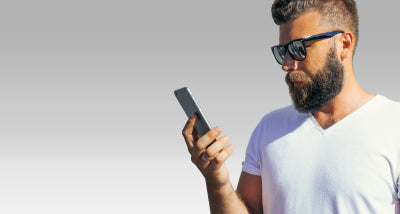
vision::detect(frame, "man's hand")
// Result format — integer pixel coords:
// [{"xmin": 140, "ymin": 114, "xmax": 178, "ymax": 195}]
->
[
  {"xmin": 182, "ymin": 114, "xmax": 234, "ymax": 188},
  {"xmin": 181, "ymin": 114, "xmax": 256, "ymax": 213}
]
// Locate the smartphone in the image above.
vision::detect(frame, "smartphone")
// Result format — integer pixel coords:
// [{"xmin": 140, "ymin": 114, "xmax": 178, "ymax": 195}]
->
[{"xmin": 174, "ymin": 87, "xmax": 212, "ymax": 137}]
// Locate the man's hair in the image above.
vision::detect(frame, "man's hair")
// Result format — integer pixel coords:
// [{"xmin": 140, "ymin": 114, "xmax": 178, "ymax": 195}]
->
[{"xmin": 271, "ymin": 0, "xmax": 359, "ymax": 52}]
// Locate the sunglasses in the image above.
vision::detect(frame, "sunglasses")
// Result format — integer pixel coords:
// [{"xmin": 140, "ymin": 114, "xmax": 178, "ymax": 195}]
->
[{"xmin": 271, "ymin": 30, "xmax": 344, "ymax": 65}]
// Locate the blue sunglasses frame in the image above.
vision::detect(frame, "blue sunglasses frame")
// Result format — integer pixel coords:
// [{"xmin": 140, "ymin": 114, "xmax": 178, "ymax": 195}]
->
[{"xmin": 271, "ymin": 30, "xmax": 344, "ymax": 65}]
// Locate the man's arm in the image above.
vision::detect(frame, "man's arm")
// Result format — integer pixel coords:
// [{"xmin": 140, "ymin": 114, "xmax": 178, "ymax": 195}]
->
[
  {"xmin": 237, "ymin": 172, "xmax": 263, "ymax": 214},
  {"xmin": 182, "ymin": 115, "xmax": 252, "ymax": 213},
  {"xmin": 206, "ymin": 179, "xmax": 250, "ymax": 213},
  {"xmin": 206, "ymin": 171, "xmax": 263, "ymax": 214}
]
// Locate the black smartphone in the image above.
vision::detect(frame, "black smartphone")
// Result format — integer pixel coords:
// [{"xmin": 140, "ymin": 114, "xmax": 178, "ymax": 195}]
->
[{"xmin": 174, "ymin": 87, "xmax": 212, "ymax": 137}]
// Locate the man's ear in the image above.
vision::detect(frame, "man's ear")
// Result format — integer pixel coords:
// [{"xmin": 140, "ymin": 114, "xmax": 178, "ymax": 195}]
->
[{"xmin": 340, "ymin": 32, "xmax": 354, "ymax": 60}]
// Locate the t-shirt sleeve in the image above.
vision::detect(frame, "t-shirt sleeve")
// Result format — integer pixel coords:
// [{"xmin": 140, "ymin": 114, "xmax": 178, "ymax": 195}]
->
[{"xmin": 242, "ymin": 124, "xmax": 263, "ymax": 176}]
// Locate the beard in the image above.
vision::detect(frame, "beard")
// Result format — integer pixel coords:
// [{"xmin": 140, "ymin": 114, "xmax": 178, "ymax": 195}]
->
[{"xmin": 285, "ymin": 47, "xmax": 344, "ymax": 113}]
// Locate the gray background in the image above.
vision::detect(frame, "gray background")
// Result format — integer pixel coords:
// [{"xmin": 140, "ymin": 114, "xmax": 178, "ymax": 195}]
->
[{"xmin": 0, "ymin": 0, "xmax": 399, "ymax": 213}]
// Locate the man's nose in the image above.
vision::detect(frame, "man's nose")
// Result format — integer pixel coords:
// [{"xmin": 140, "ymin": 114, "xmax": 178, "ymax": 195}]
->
[{"xmin": 282, "ymin": 53, "xmax": 298, "ymax": 72}]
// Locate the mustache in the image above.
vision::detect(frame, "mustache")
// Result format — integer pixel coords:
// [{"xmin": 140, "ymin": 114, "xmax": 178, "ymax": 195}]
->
[
  {"xmin": 286, "ymin": 71, "xmax": 312, "ymax": 83},
  {"xmin": 285, "ymin": 71, "xmax": 313, "ymax": 87}
]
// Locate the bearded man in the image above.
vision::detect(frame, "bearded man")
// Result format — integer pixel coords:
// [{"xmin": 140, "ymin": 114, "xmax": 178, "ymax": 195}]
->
[{"xmin": 181, "ymin": 0, "xmax": 400, "ymax": 213}]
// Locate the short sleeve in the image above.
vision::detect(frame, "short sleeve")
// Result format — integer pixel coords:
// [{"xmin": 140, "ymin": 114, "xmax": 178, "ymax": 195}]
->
[
  {"xmin": 241, "ymin": 106, "xmax": 295, "ymax": 176},
  {"xmin": 242, "ymin": 124, "xmax": 263, "ymax": 176}
]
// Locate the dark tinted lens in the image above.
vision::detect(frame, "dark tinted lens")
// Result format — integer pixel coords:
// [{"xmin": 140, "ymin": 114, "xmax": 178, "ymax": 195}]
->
[
  {"xmin": 288, "ymin": 40, "xmax": 306, "ymax": 61},
  {"xmin": 272, "ymin": 45, "xmax": 286, "ymax": 65}
]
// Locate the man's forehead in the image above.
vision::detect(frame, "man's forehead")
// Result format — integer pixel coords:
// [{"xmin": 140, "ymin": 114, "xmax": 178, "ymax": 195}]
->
[{"xmin": 278, "ymin": 11, "xmax": 324, "ymax": 44}]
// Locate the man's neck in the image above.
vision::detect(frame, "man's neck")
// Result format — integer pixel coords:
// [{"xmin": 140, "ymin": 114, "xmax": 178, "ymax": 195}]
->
[{"xmin": 312, "ymin": 76, "xmax": 374, "ymax": 130}]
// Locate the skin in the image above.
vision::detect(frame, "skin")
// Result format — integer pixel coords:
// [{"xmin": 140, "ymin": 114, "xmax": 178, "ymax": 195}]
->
[
  {"xmin": 182, "ymin": 115, "xmax": 252, "ymax": 214},
  {"xmin": 181, "ymin": 10, "xmax": 374, "ymax": 214}
]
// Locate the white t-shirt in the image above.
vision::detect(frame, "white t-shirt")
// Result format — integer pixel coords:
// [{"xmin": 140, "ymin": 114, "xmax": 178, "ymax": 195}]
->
[{"xmin": 242, "ymin": 95, "xmax": 400, "ymax": 214}]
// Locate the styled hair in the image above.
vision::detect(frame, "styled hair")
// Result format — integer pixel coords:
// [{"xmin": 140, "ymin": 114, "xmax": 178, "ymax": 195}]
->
[{"xmin": 271, "ymin": 0, "xmax": 359, "ymax": 52}]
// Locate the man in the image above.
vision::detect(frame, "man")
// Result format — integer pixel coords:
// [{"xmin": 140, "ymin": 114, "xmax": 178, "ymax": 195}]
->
[{"xmin": 182, "ymin": 0, "xmax": 400, "ymax": 213}]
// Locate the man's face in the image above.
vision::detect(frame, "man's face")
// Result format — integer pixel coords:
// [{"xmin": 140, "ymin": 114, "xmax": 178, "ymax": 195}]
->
[
  {"xmin": 285, "ymin": 46, "xmax": 344, "ymax": 113},
  {"xmin": 278, "ymin": 11, "xmax": 344, "ymax": 113}
]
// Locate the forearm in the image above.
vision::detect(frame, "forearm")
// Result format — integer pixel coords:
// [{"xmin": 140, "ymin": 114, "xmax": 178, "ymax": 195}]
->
[{"xmin": 206, "ymin": 180, "xmax": 250, "ymax": 214}]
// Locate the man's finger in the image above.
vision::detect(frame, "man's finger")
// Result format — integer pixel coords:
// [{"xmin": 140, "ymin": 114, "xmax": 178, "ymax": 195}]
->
[
  {"xmin": 182, "ymin": 114, "xmax": 197, "ymax": 152},
  {"xmin": 210, "ymin": 145, "xmax": 234, "ymax": 169},
  {"xmin": 202, "ymin": 135, "xmax": 230, "ymax": 161},
  {"xmin": 192, "ymin": 126, "xmax": 221, "ymax": 158}
]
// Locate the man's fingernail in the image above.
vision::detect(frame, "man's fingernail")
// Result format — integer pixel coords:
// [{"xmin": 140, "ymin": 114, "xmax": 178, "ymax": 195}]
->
[{"xmin": 213, "ymin": 127, "xmax": 220, "ymax": 133}]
